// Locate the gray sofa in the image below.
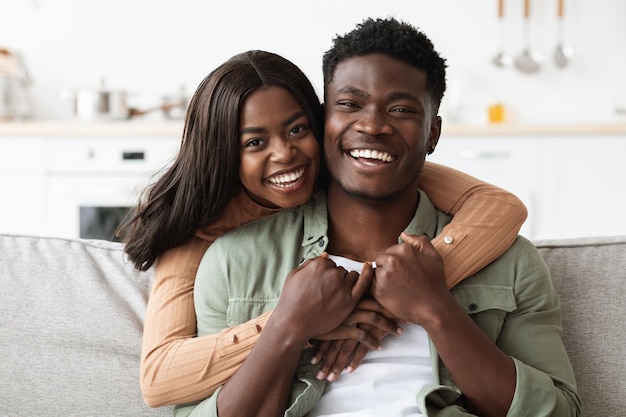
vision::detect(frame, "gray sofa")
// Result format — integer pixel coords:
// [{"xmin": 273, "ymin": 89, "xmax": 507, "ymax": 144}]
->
[{"xmin": 1, "ymin": 233, "xmax": 625, "ymax": 416}]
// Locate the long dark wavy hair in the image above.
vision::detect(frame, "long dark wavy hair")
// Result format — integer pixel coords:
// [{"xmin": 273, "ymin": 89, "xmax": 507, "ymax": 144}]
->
[{"xmin": 119, "ymin": 50, "xmax": 325, "ymax": 271}]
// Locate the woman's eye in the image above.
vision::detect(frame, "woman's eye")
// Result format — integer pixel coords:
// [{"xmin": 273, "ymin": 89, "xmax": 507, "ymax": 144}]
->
[
  {"xmin": 289, "ymin": 125, "xmax": 308, "ymax": 136},
  {"xmin": 244, "ymin": 138, "xmax": 264, "ymax": 148}
]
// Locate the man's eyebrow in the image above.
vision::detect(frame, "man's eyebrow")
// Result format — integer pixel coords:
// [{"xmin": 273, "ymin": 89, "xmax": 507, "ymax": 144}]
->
[
  {"xmin": 388, "ymin": 91, "xmax": 420, "ymax": 102},
  {"xmin": 335, "ymin": 87, "xmax": 419, "ymax": 103},
  {"xmin": 336, "ymin": 86, "xmax": 370, "ymax": 98}
]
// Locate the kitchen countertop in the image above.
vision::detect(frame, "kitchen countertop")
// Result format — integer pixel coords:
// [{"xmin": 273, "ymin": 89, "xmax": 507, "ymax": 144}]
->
[{"xmin": 1, "ymin": 120, "xmax": 626, "ymax": 138}]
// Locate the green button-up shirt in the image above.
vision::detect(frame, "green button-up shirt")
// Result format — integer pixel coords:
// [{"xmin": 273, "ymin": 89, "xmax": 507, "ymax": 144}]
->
[{"xmin": 176, "ymin": 190, "xmax": 580, "ymax": 417}]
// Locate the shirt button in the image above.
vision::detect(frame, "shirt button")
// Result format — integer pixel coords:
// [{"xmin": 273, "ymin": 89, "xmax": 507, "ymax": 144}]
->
[
  {"xmin": 319, "ymin": 239, "xmax": 324, "ymax": 247},
  {"xmin": 443, "ymin": 235, "xmax": 453, "ymax": 244},
  {"xmin": 469, "ymin": 303, "xmax": 478, "ymax": 311}
]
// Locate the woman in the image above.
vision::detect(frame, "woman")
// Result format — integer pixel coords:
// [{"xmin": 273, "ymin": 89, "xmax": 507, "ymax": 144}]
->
[{"xmin": 119, "ymin": 50, "xmax": 527, "ymax": 407}]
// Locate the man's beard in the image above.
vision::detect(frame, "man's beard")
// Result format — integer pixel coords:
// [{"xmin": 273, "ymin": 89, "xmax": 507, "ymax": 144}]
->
[{"xmin": 331, "ymin": 171, "xmax": 420, "ymax": 203}]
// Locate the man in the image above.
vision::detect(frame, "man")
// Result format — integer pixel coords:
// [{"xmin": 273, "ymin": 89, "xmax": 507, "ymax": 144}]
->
[{"xmin": 182, "ymin": 18, "xmax": 580, "ymax": 417}]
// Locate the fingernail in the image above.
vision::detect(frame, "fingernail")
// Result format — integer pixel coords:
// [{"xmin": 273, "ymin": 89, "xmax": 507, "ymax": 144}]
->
[
  {"xmin": 310, "ymin": 356, "xmax": 319, "ymax": 365},
  {"xmin": 396, "ymin": 326, "xmax": 403, "ymax": 335},
  {"xmin": 327, "ymin": 372, "xmax": 337, "ymax": 382},
  {"xmin": 346, "ymin": 366, "xmax": 354, "ymax": 374},
  {"xmin": 316, "ymin": 370, "xmax": 325, "ymax": 380}
]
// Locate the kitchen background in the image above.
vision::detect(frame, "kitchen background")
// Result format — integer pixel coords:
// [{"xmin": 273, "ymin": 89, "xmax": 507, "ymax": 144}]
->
[
  {"xmin": 1, "ymin": 0, "xmax": 626, "ymax": 241},
  {"xmin": 1, "ymin": 0, "xmax": 625, "ymax": 123}
]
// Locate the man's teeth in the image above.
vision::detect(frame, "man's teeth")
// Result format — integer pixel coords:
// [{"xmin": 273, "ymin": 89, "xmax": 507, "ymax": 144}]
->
[
  {"xmin": 267, "ymin": 167, "xmax": 305, "ymax": 187},
  {"xmin": 349, "ymin": 149, "xmax": 395, "ymax": 162}
]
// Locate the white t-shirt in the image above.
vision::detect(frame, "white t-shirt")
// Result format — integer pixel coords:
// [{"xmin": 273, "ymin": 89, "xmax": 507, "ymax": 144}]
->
[{"xmin": 309, "ymin": 256, "xmax": 432, "ymax": 417}]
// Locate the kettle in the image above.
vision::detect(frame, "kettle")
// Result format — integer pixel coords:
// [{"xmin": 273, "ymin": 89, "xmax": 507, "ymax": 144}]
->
[{"xmin": 0, "ymin": 48, "xmax": 32, "ymax": 120}]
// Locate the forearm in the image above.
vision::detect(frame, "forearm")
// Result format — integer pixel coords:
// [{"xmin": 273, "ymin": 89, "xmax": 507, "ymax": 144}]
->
[
  {"xmin": 420, "ymin": 295, "xmax": 516, "ymax": 417},
  {"xmin": 141, "ymin": 311, "xmax": 271, "ymax": 407},
  {"xmin": 421, "ymin": 161, "xmax": 527, "ymax": 288},
  {"xmin": 141, "ymin": 229, "xmax": 284, "ymax": 407},
  {"xmin": 216, "ymin": 313, "xmax": 307, "ymax": 417}
]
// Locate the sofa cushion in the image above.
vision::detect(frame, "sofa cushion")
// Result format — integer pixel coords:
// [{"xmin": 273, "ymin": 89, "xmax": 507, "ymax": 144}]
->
[
  {"xmin": 2, "ymin": 233, "xmax": 625, "ymax": 416},
  {"xmin": 0, "ymin": 234, "xmax": 170, "ymax": 416},
  {"xmin": 535, "ymin": 235, "xmax": 626, "ymax": 417}
]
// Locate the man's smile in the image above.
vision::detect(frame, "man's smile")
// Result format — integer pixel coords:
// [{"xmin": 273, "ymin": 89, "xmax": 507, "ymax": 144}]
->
[{"xmin": 348, "ymin": 148, "xmax": 397, "ymax": 165}]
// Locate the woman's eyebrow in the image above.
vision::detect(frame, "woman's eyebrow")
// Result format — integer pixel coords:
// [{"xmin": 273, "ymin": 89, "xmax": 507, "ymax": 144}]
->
[{"xmin": 283, "ymin": 111, "xmax": 307, "ymax": 127}]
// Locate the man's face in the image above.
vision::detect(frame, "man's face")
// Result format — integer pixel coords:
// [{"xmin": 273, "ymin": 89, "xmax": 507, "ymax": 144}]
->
[{"xmin": 324, "ymin": 53, "xmax": 440, "ymax": 201}]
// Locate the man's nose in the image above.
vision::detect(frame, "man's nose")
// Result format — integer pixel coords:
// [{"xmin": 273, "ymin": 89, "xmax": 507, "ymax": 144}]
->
[{"xmin": 354, "ymin": 108, "xmax": 393, "ymax": 136}]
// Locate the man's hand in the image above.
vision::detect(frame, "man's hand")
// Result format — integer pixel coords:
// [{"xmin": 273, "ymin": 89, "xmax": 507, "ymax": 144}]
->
[
  {"xmin": 272, "ymin": 254, "xmax": 374, "ymax": 346},
  {"xmin": 370, "ymin": 232, "xmax": 449, "ymax": 325}
]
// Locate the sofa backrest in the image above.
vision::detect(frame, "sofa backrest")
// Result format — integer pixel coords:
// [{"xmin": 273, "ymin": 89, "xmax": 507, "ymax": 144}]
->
[
  {"xmin": 535, "ymin": 235, "xmax": 626, "ymax": 417},
  {"xmin": 0, "ymin": 234, "xmax": 171, "ymax": 416}
]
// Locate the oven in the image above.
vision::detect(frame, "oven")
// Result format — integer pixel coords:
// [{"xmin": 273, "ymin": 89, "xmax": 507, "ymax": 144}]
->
[{"xmin": 43, "ymin": 137, "xmax": 179, "ymax": 241}]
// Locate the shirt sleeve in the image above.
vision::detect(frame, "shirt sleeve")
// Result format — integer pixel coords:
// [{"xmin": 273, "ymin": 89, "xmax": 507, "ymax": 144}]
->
[
  {"xmin": 420, "ymin": 161, "xmax": 528, "ymax": 288},
  {"xmin": 498, "ymin": 239, "xmax": 581, "ymax": 416},
  {"xmin": 140, "ymin": 191, "xmax": 277, "ymax": 407},
  {"xmin": 420, "ymin": 238, "xmax": 581, "ymax": 416}
]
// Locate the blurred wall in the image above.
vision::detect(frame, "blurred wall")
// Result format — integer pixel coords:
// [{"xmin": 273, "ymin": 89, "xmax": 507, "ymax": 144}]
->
[{"xmin": 1, "ymin": 0, "xmax": 625, "ymax": 124}]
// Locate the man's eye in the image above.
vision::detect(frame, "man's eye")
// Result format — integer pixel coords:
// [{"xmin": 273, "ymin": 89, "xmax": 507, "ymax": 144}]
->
[{"xmin": 337, "ymin": 101, "xmax": 358, "ymax": 108}]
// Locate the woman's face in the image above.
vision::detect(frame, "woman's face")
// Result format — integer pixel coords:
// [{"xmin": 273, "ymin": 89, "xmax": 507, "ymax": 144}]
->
[{"xmin": 239, "ymin": 86, "xmax": 320, "ymax": 209}]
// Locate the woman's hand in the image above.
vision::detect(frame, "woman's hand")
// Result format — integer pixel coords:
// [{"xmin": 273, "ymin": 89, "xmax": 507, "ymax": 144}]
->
[{"xmin": 310, "ymin": 298, "xmax": 401, "ymax": 381}]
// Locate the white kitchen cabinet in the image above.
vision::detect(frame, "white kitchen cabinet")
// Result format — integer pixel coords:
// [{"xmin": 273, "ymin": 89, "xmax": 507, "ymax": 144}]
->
[
  {"xmin": 1, "ymin": 123, "xmax": 625, "ymax": 241},
  {"xmin": 0, "ymin": 135, "xmax": 180, "ymax": 239},
  {"xmin": 0, "ymin": 138, "xmax": 46, "ymax": 236},
  {"xmin": 43, "ymin": 136, "xmax": 180, "ymax": 239},
  {"xmin": 429, "ymin": 133, "xmax": 626, "ymax": 240},
  {"xmin": 428, "ymin": 135, "xmax": 542, "ymax": 239},
  {"xmin": 539, "ymin": 137, "xmax": 626, "ymax": 239}
]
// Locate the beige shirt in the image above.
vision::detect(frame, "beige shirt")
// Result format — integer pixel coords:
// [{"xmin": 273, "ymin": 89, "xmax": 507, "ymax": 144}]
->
[{"xmin": 139, "ymin": 161, "xmax": 527, "ymax": 407}]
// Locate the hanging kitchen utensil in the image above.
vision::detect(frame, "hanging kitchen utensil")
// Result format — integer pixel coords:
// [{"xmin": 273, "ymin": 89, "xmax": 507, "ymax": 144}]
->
[
  {"xmin": 515, "ymin": 0, "xmax": 543, "ymax": 73},
  {"xmin": 554, "ymin": 0, "xmax": 574, "ymax": 68},
  {"xmin": 492, "ymin": 0, "xmax": 514, "ymax": 67}
]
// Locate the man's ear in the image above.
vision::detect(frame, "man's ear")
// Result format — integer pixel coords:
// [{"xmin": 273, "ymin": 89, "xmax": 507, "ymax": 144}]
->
[{"xmin": 428, "ymin": 115, "xmax": 442, "ymax": 154}]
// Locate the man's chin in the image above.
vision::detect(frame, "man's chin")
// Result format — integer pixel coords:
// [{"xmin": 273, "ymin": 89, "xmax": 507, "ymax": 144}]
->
[{"xmin": 336, "ymin": 182, "xmax": 398, "ymax": 202}]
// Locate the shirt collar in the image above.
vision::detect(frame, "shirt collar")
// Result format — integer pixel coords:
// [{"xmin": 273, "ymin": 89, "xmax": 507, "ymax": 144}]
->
[
  {"xmin": 301, "ymin": 189, "xmax": 449, "ymax": 248},
  {"xmin": 301, "ymin": 190, "xmax": 329, "ymax": 248}
]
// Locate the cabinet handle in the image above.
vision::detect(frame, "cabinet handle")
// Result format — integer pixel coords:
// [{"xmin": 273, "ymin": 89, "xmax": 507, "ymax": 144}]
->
[
  {"xmin": 122, "ymin": 151, "xmax": 145, "ymax": 160},
  {"xmin": 457, "ymin": 150, "xmax": 511, "ymax": 159}
]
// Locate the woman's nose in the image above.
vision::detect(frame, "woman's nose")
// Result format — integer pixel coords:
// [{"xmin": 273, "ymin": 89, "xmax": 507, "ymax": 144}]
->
[{"xmin": 269, "ymin": 139, "xmax": 296, "ymax": 163}]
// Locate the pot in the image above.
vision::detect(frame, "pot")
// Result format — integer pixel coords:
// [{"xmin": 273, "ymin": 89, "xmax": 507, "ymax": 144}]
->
[
  {"xmin": 0, "ymin": 48, "xmax": 31, "ymax": 120},
  {"xmin": 61, "ymin": 82, "xmax": 131, "ymax": 120}
]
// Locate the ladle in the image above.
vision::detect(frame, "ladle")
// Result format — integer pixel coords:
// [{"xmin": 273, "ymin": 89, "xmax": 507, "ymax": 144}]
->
[
  {"xmin": 515, "ymin": 0, "xmax": 542, "ymax": 73},
  {"xmin": 492, "ymin": 0, "xmax": 513, "ymax": 67},
  {"xmin": 554, "ymin": 0, "xmax": 574, "ymax": 68}
]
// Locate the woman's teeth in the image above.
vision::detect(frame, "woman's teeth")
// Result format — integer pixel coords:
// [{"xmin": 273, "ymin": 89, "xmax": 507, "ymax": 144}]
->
[
  {"xmin": 349, "ymin": 149, "xmax": 395, "ymax": 162},
  {"xmin": 267, "ymin": 167, "xmax": 305, "ymax": 187}
]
